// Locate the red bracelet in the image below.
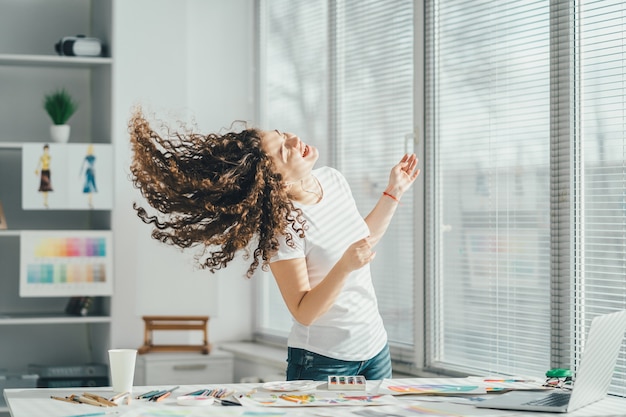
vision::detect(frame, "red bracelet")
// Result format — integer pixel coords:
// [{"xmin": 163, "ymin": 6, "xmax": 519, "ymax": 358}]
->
[{"xmin": 382, "ymin": 191, "xmax": 400, "ymax": 203}]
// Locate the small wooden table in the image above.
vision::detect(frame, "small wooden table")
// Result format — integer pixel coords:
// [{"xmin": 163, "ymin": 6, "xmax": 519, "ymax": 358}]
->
[{"xmin": 138, "ymin": 316, "xmax": 210, "ymax": 355}]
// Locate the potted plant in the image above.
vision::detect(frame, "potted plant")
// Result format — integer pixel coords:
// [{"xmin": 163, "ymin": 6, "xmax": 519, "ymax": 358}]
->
[{"xmin": 43, "ymin": 88, "xmax": 78, "ymax": 143}]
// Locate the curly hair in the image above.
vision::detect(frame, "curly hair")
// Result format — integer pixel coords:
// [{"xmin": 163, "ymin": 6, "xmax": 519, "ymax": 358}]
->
[{"xmin": 128, "ymin": 109, "xmax": 306, "ymax": 278}]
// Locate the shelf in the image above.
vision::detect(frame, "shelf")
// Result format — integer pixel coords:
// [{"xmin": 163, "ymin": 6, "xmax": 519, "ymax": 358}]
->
[
  {"xmin": 0, "ymin": 231, "xmax": 20, "ymax": 237},
  {"xmin": 0, "ymin": 229, "xmax": 112, "ymax": 237},
  {"xmin": 0, "ymin": 143, "xmax": 23, "ymax": 150},
  {"xmin": 0, "ymin": 54, "xmax": 112, "ymax": 68},
  {"xmin": 0, "ymin": 313, "xmax": 111, "ymax": 325},
  {"xmin": 0, "ymin": 142, "xmax": 112, "ymax": 149}
]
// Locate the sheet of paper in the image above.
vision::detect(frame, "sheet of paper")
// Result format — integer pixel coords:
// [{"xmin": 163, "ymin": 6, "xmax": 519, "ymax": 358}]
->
[
  {"xmin": 377, "ymin": 378, "xmax": 487, "ymax": 396},
  {"xmin": 238, "ymin": 391, "xmax": 399, "ymax": 407}
]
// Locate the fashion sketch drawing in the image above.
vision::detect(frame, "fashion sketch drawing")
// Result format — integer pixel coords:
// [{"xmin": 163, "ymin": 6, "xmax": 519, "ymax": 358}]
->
[
  {"xmin": 35, "ymin": 144, "xmax": 53, "ymax": 208},
  {"xmin": 80, "ymin": 144, "xmax": 98, "ymax": 208}
]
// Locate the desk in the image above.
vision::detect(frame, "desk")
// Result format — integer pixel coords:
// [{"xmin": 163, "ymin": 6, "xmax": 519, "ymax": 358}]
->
[{"xmin": 4, "ymin": 379, "xmax": 626, "ymax": 417}]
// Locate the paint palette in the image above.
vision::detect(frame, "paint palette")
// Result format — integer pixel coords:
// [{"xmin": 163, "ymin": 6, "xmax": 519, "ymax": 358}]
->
[{"xmin": 327, "ymin": 375, "xmax": 367, "ymax": 391}]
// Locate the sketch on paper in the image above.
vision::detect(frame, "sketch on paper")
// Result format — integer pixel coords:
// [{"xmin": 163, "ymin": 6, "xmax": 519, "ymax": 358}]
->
[{"xmin": 22, "ymin": 143, "xmax": 113, "ymax": 210}]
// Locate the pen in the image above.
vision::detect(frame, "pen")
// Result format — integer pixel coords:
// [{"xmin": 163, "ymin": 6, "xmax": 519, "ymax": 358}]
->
[
  {"xmin": 154, "ymin": 392, "xmax": 171, "ymax": 402},
  {"xmin": 150, "ymin": 386, "xmax": 179, "ymax": 402},
  {"xmin": 76, "ymin": 395, "xmax": 107, "ymax": 407},
  {"xmin": 182, "ymin": 389, "xmax": 206, "ymax": 396},
  {"xmin": 144, "ymin": 390, "xmax": 165, "ymax": 400},
  {"xmin": 51, "ymin": 395, "xmax": 79, "ymax": 404},
  {"xmin": 109, "ymin": 391, "xmax": 130, "ymax": 402},
  {"xmin": 67, "ymin": 412, "xmax": 118, "ymax": 417},
  {"xmin": 83, "ymin": 393, "xmax": 118, "ymax": 407},
  {"xmin": 136, "ymin": 389, "xmax": 159, "ymax": 399}
]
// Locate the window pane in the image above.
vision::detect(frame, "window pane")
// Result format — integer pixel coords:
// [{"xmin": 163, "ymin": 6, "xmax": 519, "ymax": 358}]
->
[
  {"xmin": 334, "ymin": 0, "xmax": 414, "ymax": 347},
  {"xmin": 256, "ymin": 0, "xmax": 329, "ymax": 339},
  {"xmin": 257, "ymin": 0, "xmax": 415, "ymax": 356},
  {"xmin": 579, "ymin": 0, "xmax": 626, "ymax": 394},
  {"xmin": 426, "ymin": 0, "xmax": 552, "ymax": 375},
  {"xmin": 262, "ymin": 0, "xmax": 330, "ymax": 162}
]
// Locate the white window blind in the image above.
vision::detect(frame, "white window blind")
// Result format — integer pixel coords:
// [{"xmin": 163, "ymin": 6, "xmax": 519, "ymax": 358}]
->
[
  {"xmin": 333, "ymin": 1, "xmax": 415, "ymax": 351},
  {"xmin": 578, "ymin": 0, "xmax": 626, "ymax": 394},
  {"xmin": 256, "ymin": 0, "xmax": 329, "ymax": 339},
  {"xmin": 256, "ymin": 0, "xmax": 415, "ymax": 357},
  {"xmin": 425, "ymin": 0, "xmax": 553, "ymax": 376},
  {"xmin": 426, "ymin": 0, "xmax": 626, "ymax": 392}
]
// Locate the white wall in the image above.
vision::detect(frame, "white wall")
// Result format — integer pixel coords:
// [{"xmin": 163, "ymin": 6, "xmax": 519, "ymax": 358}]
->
[{"xmin": 111, "ymin": 0, "xmax": 255, "ymax": 350}]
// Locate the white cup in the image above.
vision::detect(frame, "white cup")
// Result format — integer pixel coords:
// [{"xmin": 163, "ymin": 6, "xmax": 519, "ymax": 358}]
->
[{"xmin": 108, "ymin": 348, "xmax": 137, "ymax": 394}]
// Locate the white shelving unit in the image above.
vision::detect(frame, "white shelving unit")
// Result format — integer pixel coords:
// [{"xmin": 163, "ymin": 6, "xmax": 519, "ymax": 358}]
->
[{"xmin": 0, "ymin": 1, "xmax": 113, "ymax": 413}]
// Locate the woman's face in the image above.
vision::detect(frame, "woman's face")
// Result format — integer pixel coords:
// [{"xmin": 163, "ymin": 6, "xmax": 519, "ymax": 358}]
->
[{"xmin": 261, "ymin": 129, "xmax": 319, "ymax": 183}]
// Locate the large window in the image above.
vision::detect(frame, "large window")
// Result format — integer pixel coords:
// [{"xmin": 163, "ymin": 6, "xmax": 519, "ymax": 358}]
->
[
  {"xmin": 256, "ymin": 0, "xmax": 626, "ymax": 392},
  {"xmin": 255, "ymin": 0, "xmax": 415, "ymax": 358},
  {"xmin": 426, "ymin": 0, "xmax": 626, "ymax": 394}
]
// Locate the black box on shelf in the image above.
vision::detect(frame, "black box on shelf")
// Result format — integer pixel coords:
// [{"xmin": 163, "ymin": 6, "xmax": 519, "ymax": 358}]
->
[
  {"xmin": 28, "ymin": 363, "xmax": 108, "ymax": 379},
  {"xmin": 37, "ymin": 376, "xmax": 109, "ymax": 388},
  {"xmin": 27, "ymin": 363, "xmax": 109, "ymax": 388}
]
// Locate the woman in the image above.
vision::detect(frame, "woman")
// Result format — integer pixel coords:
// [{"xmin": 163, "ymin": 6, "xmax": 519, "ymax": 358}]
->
[{"xmin": 129, "ymin": 109, "xmax": 419, "ymax": 381}]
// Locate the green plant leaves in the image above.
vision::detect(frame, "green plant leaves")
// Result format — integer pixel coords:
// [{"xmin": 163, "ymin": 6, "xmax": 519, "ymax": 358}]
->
[{"xmin": 43, "ymin": 88, "xmax": 78, "ymax": 125}]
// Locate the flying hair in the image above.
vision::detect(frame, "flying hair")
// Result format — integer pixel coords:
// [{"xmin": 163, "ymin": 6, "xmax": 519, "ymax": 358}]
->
[{"xmin": 128, "ymin": 107, "xmax": 306, "ymax": 278}]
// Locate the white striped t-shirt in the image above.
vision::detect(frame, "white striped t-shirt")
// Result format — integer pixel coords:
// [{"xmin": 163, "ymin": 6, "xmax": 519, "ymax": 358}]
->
[{"xmin": 271, "ymin": 166, "xmax": 388, "ymax": 361}]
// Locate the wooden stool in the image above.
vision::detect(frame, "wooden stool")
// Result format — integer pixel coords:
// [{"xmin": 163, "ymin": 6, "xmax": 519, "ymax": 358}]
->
[{"xmin": 138, "ymin": 315, "xmax": 211, "ymax": 354}]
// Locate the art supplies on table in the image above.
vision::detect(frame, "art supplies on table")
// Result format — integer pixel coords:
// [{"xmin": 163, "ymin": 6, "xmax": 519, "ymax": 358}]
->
[
  {"xmin": 468, "ymin": 376, "xmax": 547, "ymax": 392},
  {"xmin": 239, "ymin": 391, "xmax": 398, "ymax": 408},
  {"xmin": 134, "ymin": 386, "xmax": 179, "ymax": 402},
  {"xmin": 261, "ymin": 380, "xmax": 321, "ymax": 392},
  {"xmin": 378, "ymin": 377, "xmax": 487, "ymax": 395},
  {"xmin": 50, "ymin": 391, "xmax": 126, "ymax": 407},
  {"xmin": 142, "ymin": 386, "xmax": 241, "ymax": 406},
  {"xmin": 327, "ymin": 375, "xmax": 367, "ymax": 391},
  {"xmin": 175, "ymin": 395, "xmax": 215, "ymax": 406}
]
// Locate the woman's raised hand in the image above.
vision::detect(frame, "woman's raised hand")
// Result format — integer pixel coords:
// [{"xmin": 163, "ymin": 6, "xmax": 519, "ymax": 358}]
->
[{"xmin": 386, "ymin": 153, "xmax": 420, "ymax": 199}]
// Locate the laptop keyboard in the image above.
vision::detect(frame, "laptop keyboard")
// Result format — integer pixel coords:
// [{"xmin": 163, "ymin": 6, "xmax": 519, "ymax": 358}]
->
[{"xmin": 523, "ymin": 391, "xmax": 571, "ymax": 407}]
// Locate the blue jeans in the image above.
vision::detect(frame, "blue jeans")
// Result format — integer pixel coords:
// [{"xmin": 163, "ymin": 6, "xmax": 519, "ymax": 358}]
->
[{"xmin": 286, "ymin": 344, "xmax": 392, "ymax": 381}]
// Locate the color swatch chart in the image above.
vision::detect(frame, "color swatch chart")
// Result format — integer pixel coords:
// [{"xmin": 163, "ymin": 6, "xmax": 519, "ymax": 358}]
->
[
  {"xmin": 26, "ymin": 263, "xmax": 106, "ymax": 284},
  {"xmin": 20, "ymin": 231, "xmax": 114, "ymax": 297},
  {"xmin": 27, "ymin": 237, "xmax": 107, "ymax": 283},
  {"xmin": 33, "ymin": 237, "xmax": 107, "ymax": 257}
]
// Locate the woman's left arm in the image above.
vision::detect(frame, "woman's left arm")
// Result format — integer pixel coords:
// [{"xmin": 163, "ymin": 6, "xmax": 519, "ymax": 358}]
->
[{"xmin": 365, "ymin": 153, "xmax": 420, "ymax": 246}]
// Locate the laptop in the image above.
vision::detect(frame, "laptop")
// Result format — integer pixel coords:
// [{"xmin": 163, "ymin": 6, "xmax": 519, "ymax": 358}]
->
[{"xmin": 476, "ymin": 310, "xmax": 626, "ymax": 413}]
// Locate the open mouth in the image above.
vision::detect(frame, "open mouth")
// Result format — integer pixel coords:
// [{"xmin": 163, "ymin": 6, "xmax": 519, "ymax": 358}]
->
[{"xmin": 302, "ymin": 144, "xmax": 310, "ymax": 158}]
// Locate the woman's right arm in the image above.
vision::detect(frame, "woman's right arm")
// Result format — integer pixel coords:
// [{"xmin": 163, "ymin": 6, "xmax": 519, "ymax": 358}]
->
[{"xmin": 270, "ymin": 237, "xmax": 374, "ymax": 326}]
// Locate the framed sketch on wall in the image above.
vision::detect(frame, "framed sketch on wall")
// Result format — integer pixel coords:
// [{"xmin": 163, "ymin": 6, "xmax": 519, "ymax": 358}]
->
[
  {"xmin": 21, "ymin": 143, "xmax": 113, "ymax": 210},
  {"xmin": 20, "ymin": 230, "xmax": 114, "ymax": 297},
  {"xmin": 0, "ymin": 200, "xmax": 6, "ymax": 229}
]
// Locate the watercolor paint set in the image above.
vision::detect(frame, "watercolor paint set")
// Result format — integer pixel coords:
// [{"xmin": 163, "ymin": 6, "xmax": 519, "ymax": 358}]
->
[{"xmin": 327, "ymin": 375, "xmax": 366, "ymax": 390}]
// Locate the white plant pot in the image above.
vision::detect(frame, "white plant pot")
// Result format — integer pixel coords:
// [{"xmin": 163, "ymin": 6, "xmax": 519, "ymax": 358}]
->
[{"xmin": 50, "ymin": 124, "xmax": 70, "ymax": 143}]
